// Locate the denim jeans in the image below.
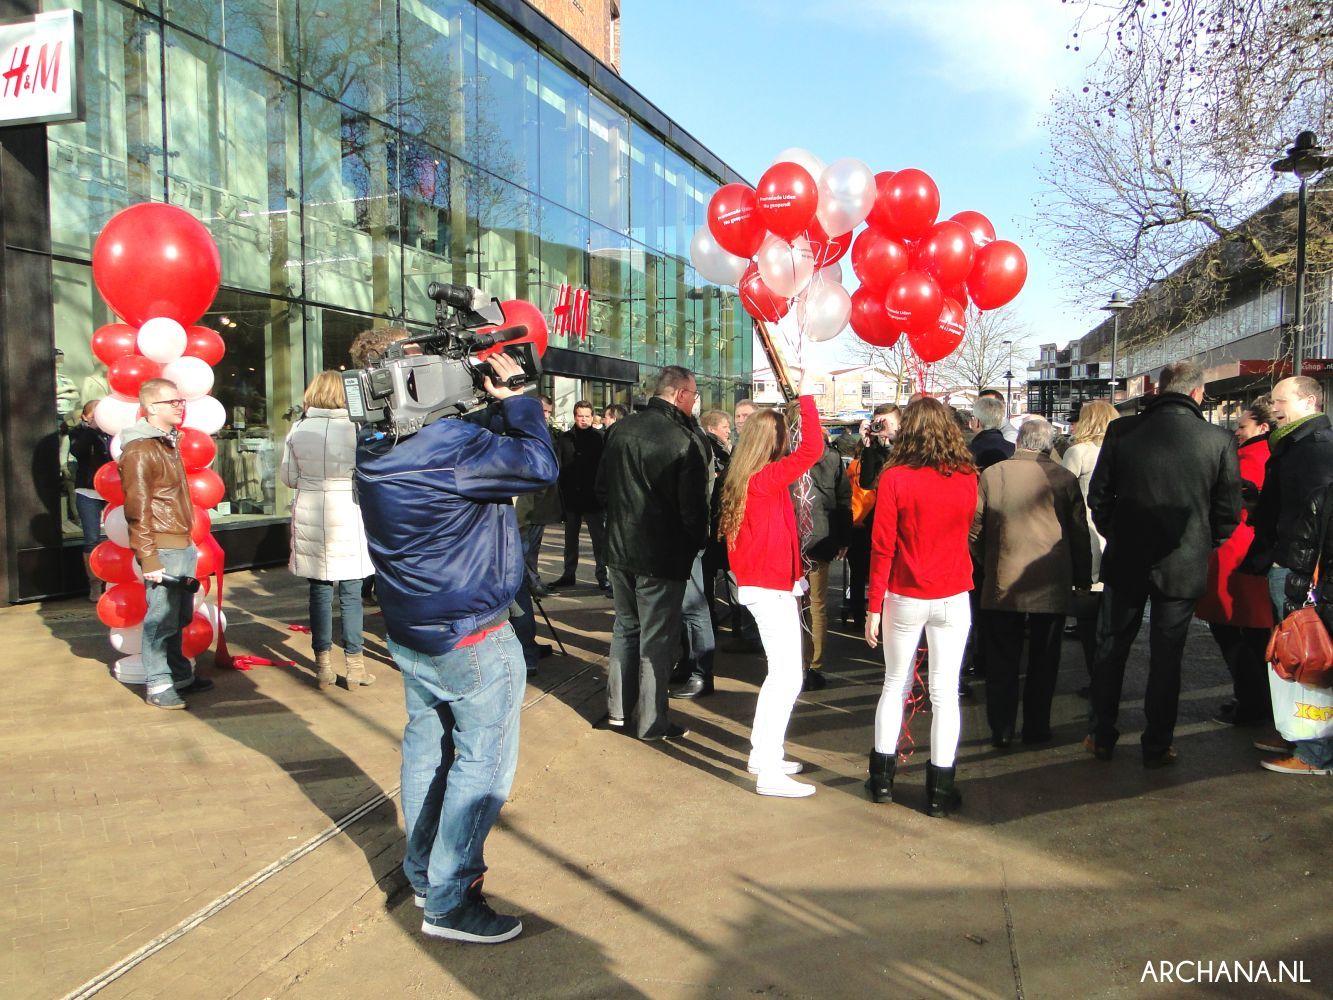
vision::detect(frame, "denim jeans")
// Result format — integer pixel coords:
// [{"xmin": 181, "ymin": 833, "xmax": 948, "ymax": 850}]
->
[
  {"xmin": 142, "ymin": 545, "xmax": 198, "ymax": 695},
  {"xmin": 679, "ymin": 554, "xmax": 715, "ymax": 682},
  {"xmin": 393, "ymin": 626, "xmax": 525, "ymax": 917},
  {"xmin": 308, "ymin": 579, "xmax": 364, "ymax": 655},
  {"xmin": 75, "ymin": 492, "xmax": 106, "ymax": 553}
]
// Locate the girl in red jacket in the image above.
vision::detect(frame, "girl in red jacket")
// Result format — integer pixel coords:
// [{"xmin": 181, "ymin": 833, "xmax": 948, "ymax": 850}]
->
[
  {"xmin": 720, "ymin": 393, "xmax": 823, "ymax": 797},
  {"xmin": 865, "ymin": 397, "xmax": 978, "ymax": 816}
]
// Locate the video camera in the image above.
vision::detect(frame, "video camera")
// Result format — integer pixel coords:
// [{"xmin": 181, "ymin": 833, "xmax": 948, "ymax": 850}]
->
[{"xmin": 342, "ymin": 282, "xmax": 543, "ymax": 437}]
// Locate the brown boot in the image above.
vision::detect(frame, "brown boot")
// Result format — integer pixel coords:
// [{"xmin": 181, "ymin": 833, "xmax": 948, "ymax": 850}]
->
[
  {"xmin": 344, "ymin": 651, "xmax": 375, "ymax": 688},
  {"xmin": 83, "ymin": 552, "xmax": 102, "ymax": 603},
  {"xmin": 315, "ymin": 649, "xmax": 335, "ymax": 690}
]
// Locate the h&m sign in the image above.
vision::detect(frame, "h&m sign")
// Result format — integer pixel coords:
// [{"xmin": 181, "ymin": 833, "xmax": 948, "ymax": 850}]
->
[{"xmin": 0, "ymin": 10, "xmax": 83, "ymax": 127}]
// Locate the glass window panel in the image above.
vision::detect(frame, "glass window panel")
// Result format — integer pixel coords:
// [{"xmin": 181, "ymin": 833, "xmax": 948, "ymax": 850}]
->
[
  {"xmin": 301, "ymin": 91, "xmax": 402, "ymax": 315},
  {"xmin": 164, "ymin": 0, "xmax": 289, "ymax": 72},
  {"xmin": 589, "ymin": 224, "xmax": 630, "ymax": 359},
  {"xmin": 663, "ymin": 145, "xmax": 694, "ymax": 263},
  {"xmin": 537, "ymin": 55, "xmax": 589, "ymax": 217},
  {"xmin": 629, "ymin": 123, "xmax": 666, "ymax": 250},
  {"xmin": 48, "ymin": 2, "xmax": 164, "ymax": 256},
  {"xmin": 398, "ymin": 145, "xmax": 477, "ymax": 324},
  {"xmin": 399, "ymin": 0, "xmax": 474, "ymax": 159},
  {"xmin": 296, "ymin": 0, "xmax": 396, "ymax": 119},
  {"xmin": 474, "ymin": 10, "xmax": 538, "ymax": 192},
  {"xmin": 539, "ymin": 199, "xmax": 589, "ymax": 349},
  {"xmin": 475, "ymin": 172, "xmax": 538, "ymax": 303},
  {"xmin": 588, "ymin": 91, "xmax": 629, "ymax": 233},
  {"xmin": 165, "ymin": 31, "xmax": 300, "ymax": 298}
]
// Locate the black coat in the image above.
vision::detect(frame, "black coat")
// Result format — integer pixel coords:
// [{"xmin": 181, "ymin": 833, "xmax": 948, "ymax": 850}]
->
[
  {"xmin": 1282, "ymin": 482, "xmax": 1333, "ymax": 623},
  {"xmin": 67, "ymin": 421, "xmax": 112, "ymax": 490},
  {"xmin": 595, "ymin": 398, "xmax": 709, "ymax": 581},
  {"xmin": 557, "ymin": 425, "xmax": 604, "ymax": 513},
  {"xmin": 858, "ymin": 439, "xmax": 890, "ymax": 490},
  {"xmin": 1246, "ymin": 413, "xmax": 1333, "ymax": 572},
  {"xmin": 704, "ymin": 432, "xmax": 731, "ymax": 571},
  {"xmin": 969, "ymin": 427, "xmax": 1015, "ymax": 471},
  {"xmin": 1087, "ymin": 392, "xmax": 1241, "ymax": 599},
  {"xmin": 802, "ymin": 443, "xmax": 852, "ymax": 561}
]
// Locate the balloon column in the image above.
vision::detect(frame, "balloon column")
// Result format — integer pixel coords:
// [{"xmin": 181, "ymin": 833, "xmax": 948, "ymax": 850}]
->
[
  {"xmin": 86, "ymin": 203, "xmax": 228, "ymax": 684},
  {"xmin": 691, "ymin": 151, "xmax": 1027, "ymax": 390}
]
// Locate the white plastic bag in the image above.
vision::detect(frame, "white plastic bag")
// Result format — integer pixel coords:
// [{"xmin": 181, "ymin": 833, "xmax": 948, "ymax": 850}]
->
[{"xmin": 1268, "ymin": 667, "xmax": 1333, "ymax": 741}]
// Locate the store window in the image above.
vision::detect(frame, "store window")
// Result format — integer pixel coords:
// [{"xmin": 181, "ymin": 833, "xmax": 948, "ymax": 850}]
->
[
  {"xmin": 628, "ymin": 124, "xmax": 666, "ymax": 251},
  {"xmin": 475, "ymin": 173, "xmax": 538, "ymax": 303},
  {"xmin": 589, "ymin": 224, "xmax": 630, "ymax": 359},
  {"xmin": 296, "ymin": 0, "xmax": 397, "ymax": 121},
  {"xmin": 396, "ymin": 141, "xmax": 476, "ymax": 321},
  {"xmin": 538, "ymin": 198, "xmax": 589, "ymax": 342},
  {"xmin": 588, "ymin": 91, "xmax": 629, "ymax": 234},
  {"xmin": 164, "ymin": 0, "xmax": 290, "ymax": 74},
  {"xmin": 474, "ymin": 10, "xmax": 539, "ymax": 193},
  {"xmin": 538, "ymin": 55, "xmax": 589, "ymax": 218},
  {"xmin": 399, "ymin": 0, "xmax": 474, "ymax": 159}
]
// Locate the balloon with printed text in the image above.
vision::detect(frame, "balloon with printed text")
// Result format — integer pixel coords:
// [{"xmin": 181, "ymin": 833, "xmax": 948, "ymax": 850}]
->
[
  {"xmin": 707, "ymin": 184, "xmax": 766, "ymax": 259},
  {"xmin": 757, "ymin": 161, "xmax": 818, "ymax": 241},
  {"xmin": 909, "ymin": 297, "xmax": 967, "ymax": 363},
  {"xmin": 884, "ymin": 270, "xmax": 944, "ymax": 333}
]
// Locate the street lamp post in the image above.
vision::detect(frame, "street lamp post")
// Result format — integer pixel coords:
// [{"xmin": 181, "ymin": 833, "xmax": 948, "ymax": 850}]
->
[
  {"xmin": 1101, "ymin": 291, "xmax": 1130, "ymax": 403},
  {"xmin": 1001, "ymin": 338, "xmax": 1013, "ymax": 417},
  {"xmin": 1272, "ymin": 131, "xmax": 1333, "ymax": 377}
]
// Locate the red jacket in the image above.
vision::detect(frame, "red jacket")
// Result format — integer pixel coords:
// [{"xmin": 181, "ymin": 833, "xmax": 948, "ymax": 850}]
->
[
  {"xmin": 1195, "ymin": 434, "xmax": 1272, "ymax": 628},
  {"xmin": 729, "ymin": 396, "xmax": 823, "ymax": 590},
  {"xmin": 869, "ymin": 464, "xmax": 978, "ymax": 607}
]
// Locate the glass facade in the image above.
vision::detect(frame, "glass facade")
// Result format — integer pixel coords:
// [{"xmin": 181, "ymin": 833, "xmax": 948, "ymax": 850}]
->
[{"xmin": 45, "ymin": 0, "xmax": 751, "ymax": 540}]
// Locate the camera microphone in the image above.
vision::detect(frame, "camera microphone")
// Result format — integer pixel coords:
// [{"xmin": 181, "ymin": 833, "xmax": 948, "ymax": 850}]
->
[
  {"xmin": 470, "ymin": 324, "xmax": 529, "ymax": 351},
  {"xmin": 427, "ymin": 281, "xmax": 487, "ymax": 313}
]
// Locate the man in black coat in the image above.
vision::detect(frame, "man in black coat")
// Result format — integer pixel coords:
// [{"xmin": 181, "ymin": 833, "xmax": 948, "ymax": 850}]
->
[
  {"xmin": 1085, "ymin": 360, "xmax": 1242, "ymax": 766},
  {"xmin": 551, "ymin": 400, "xmax": 609, "ymax": 592},
  {"xmin": 596, "ymin": 367, "xmax": 709, "ymax": 739},
  {"xmin": 800, "ymin": 433, "xmax": 851, "ymax": 691},
  {"xmin": 968, "ymin": 395, "xmax": 1015, "ymax": 471}
]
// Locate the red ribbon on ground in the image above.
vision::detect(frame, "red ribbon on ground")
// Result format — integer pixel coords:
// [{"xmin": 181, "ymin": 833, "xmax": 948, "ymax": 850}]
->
[{"xmin": 229, "ymin": 655, "xmax": 297, "ymax": 671}]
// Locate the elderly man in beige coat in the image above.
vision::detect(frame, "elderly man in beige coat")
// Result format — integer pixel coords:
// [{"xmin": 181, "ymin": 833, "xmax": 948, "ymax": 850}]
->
[{"xmin": 971, "ymin": 418, "xmax": 1093, "ymax": 748}]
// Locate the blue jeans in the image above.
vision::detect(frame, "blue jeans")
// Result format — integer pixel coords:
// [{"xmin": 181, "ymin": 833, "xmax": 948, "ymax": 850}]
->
[
  {"xmin": 308, "ymin": 579, "xmax": 364, "ymax": 655},
  {"xmin": 75, "ymin": 493, "xmax": 106, "ymax": 552},
  {"xmin": 393, "ymin": 626, "xmax": 525, "ymax": 917},
  {"xmin": 679, "ymin": 554, "xmax": 715, "ymax": 682},
  {"xmin": 1267, "ymin": 566, "xmax": 1333, "ymax": 765},
  {"xmin": 142, "ymin": 545, "xmax": 198, "ymax": 694}
]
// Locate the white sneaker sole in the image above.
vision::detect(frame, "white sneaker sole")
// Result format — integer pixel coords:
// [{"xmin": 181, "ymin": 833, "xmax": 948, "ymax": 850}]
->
[
  {"xmin": 747, "ymin": 760, "xmax": 802, "ymax": 775},
  {"xmin": 414, "ymin": 893, "xmax": 426, "ymax": 909},
  {"xmin": 755, "ymin": 781, "xmax": 816, "ymax": 798},
  {"xmin": 421, "ymin": 919, "xmax": 523, "ymax": 943}
]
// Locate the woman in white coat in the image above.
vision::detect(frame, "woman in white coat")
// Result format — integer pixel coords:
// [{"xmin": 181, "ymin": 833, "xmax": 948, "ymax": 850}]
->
[{"xmin": 282, "ymin": 371, "xmax": 376, "ymax": 690}]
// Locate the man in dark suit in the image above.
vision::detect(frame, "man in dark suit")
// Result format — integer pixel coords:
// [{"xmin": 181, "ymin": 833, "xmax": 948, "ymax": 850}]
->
[
  {"xmin": 968, "ymin": 395, "xmax": 1015, "ymax": 471},
  {"xmin": 551, "ymin": 400, "xmax": 609, "ymax": 592},
  {"xmin": 1085, "ymin": 360, "xmax": 1242, "ymax": 766}
]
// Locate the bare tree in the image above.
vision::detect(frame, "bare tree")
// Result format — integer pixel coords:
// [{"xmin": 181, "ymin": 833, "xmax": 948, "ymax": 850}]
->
[{"xmin": 933, "ymin": 305, "xmax": 1029, "ymax": 392}]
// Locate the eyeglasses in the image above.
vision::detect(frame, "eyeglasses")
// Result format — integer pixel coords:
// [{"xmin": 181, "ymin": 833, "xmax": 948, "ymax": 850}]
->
[
  {"xmin": 152, "ymin": 399, "xmax": 186, "ymax": 409},
  {"xmin": 678, "ymin": 388, "xmax": 698, "ymax": 399}
]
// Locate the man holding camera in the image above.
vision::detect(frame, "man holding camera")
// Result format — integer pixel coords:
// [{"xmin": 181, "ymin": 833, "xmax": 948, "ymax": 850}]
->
[{"xmin": 351, "ymin": 329, "xmax": 558, "ymax": 944}]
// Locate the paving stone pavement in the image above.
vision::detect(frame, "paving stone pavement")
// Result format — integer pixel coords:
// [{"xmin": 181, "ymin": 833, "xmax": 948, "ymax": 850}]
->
[{"xmin": 3, "ymin": 533, "xmax": 1331, "ymax": 999}]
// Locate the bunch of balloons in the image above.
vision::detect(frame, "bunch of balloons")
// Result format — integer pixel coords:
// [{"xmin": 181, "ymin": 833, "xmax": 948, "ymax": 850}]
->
[
  {"xmin": 690, "ymin": 149, "xmax": 1027, "ymax": 366},
  {"xmin": 85, "ymin": 203, "xmax": 228, "ymax": 683}
]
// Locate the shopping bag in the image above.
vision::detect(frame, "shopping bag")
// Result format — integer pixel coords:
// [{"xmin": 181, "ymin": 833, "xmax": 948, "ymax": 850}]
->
[{"xmin": 1268, "ymin": 666, "xmax": 1333, "ymax": 742}]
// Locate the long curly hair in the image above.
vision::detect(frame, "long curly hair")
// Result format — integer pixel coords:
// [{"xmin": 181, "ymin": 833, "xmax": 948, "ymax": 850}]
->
[
  {"xmin": 719, "ymin": 408, "xmax": 788, "ymax": 547},
  {"xmin": 884, "ymin": 397, "xmax": 976, "ymax": 478}
]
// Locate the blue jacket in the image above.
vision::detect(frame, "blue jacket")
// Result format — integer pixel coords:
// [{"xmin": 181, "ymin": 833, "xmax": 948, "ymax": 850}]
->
[{"xmin": 355, "ymin": 395, "xmax": 558, "ymax": 655}]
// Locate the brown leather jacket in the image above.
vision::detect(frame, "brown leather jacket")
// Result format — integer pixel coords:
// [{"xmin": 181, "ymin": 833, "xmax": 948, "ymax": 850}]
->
[{"xmin": 119, "ymin": 420, "xmax": 195, "ymax": 573}]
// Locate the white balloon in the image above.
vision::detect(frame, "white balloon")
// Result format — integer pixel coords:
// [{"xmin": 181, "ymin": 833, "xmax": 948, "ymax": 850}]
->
[
  {"xmin": 161, "ymin": 356, "xmax": 215, "ymax": 401},
  {"xmin": 756, "ymin": 233, "xmax": 815, "ymax": 299},
  {"xmin": 797, "ymin": 280, "xmax": 853, "ymax": 343},
  {"xmin": 103, "ymin": 505, "xmax": 129, "ymax": 547},
  {"xmin": 109, "ymin": 625, "xmax": 143, "ymax": 655},
  {"xmin": 817, "ymin": 262, "xmax": 843, "ymax": 285},
  {"xmin": 689, "ymin": 226, "xmax": 749, "ymax": 286},
  {"xmin": 138, "ymin": 317, "xmax": 188, "ymax": 364},
  {"xmin": 772, "ymin": 147, "xmax": 826, "ymax": 183},
  {"xmin": 182, "ymin": 394, "xmax": 226, "ymax": 434},
  {"xmin": 816, "ymin": 158, "xmax": 877, "ymax": 236},
  {"xmin": 110, "ymin": 432, "xmax": 124, "ymax": 461},
  {"xmin": 113, "ymin": 654, "xmax": 146, "ymax": 684},
  {"xmin": 94, "ymin": 394, "xmax": 141, "ymax": 436}
]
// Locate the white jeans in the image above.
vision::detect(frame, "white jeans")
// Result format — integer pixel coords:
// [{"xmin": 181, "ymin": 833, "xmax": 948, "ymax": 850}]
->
[
  {"xmin": 742, "ymin": 587, "xmax": 805, "ymax": 772},
  {"xmin": 874, "ymin": 590, "xmax": 971, "ymax": 766}
]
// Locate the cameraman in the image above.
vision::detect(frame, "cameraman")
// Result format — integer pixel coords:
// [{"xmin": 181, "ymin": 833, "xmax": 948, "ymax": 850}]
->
[{"xmin": 350, "ymin": 327, "xmax": 558, "ymax": 945}]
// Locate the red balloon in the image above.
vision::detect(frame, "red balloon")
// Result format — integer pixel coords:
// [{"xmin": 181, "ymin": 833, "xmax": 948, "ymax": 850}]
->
[
  {"xmin": 805, "ymin": 217, "xmax": 852, "ymax": 268},
  {"xmin": 909, "ymin": 298, "xmax": 967, "ymax": 363},
  {"xmin": 92, "ymin": 324, "xmax": 140, "ymax": 366},
  {"xmin": 185, "ymin": 326, "xmax": 226, "ymax": 366},
  {"xmin": 476, "ymin": 299, "xmax": 548, "ymax": 359},
  {"xmin": 177, "ymin": 428, "xmax": 217, "ymax": 472},
  {"xmin": 92, "ymin": 203, "xmax": 222, "ymax": 328},
  {"xmin": 917, "ymin": 221, "xmax": 976, "ymax": 287},
  {"xmin": 864, "ymin": 171, "xmax": 899, "ymax": 234},
  {"xmin": 756, "ymin": 162, "xmax": 818, "ymax": 241},
  {"xmin": 967, "ymin": 240, "xmax": 1028, "ymax": 310},
  {"xmin": 107, "ymin": 355, "xmax": 162, "ymax": 398},
  {"xmin": 195, "ymin": 541, "xmax": 217, "ymax": 581},
  {"xmin": 181, "ymin": 612, "xmax": 215, "ymax": 659},
  {"xmin": 950, "ymin": 210, "xmax": 997, "ymax": 250},
  {"xmin": 98, "ymin": 582, "xmax": 147, "ymax": 628},
  {"xmin": 738, "ymin": 261, "xmax": 791, "ymax": 323},
  {"xmin": 188, "ymin": 468, "xmax": 226, "ymax": 509},
  {"xmin": 202, "ymin": 534, "xmax": 225, "ymax": 581},
  {"xmin": 190, "ymin": 506, "xmax": 212, "ymax": 544},
  {"xmin": 940, "ymin": 283, "xmax": 970, "ymax": 307},
  {"xmin": 707, "ymin": 184, "xmax": 766, "ymax": 259},
  {"xmin": 881, "ymin": 169, "xmax": 941, "ymax": 242},
  {"xmin": 93, "ymin": 461, "xmax": 125, "ymax": 505},
  {"xmin": 885, "ymin": 270, "xmax": 944, "ymax": 333},
  {"xmin": 849, "ymin": 287, "xmax": 902, "ymax": 349},
  {"xmin": 850, "ymin": 230, "xmax": 910, "ymax": 290},
  {"xmin": 90, "ymin": 540, "xmax": 138, "ymax": 584}
]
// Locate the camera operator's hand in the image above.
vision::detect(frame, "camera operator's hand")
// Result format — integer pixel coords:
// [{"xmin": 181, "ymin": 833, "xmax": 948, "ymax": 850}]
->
[{"xmin": 482, "ymin": 352, "xmax": 524, "ymax": 401}]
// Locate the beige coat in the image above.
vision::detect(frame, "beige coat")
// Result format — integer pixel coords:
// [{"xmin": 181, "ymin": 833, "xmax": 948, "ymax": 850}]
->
[{"xmin": 970, "ymin": 451, "xmax": 1093, "ymax": 614}]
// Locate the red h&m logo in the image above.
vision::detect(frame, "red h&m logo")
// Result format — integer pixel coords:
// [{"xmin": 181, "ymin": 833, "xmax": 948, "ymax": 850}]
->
[
  {"xmin": 1, "ymin": 40, "xmax": 62, "ymax": 101},
  {"xmin": 553, "ymin": 283, "xmax": 590, "ymax": 341}
]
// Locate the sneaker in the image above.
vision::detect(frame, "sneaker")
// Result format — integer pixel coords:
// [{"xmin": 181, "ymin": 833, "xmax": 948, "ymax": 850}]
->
[
  {"xmin": 147, "ymin": 689, "xmax": 187, "ymax": 710},
  {"xmin": 747, "ymin": 757, "xmax": 803, "ymax": 775},
  {"xmin": 1253, "ymin": 733, "xmax": 1292, "ymax": 755},
  {"xmin": 414, "ymin": 890, "xmax": 426, "ymax": 909},
  {"xmin": 176, "ymin": 676, "xmax": 214, "ymax": 694},
  {"xmin": 755, "ymin": 772, "xmax": 816, "ymax": 798},
  {"xmin": 605, "ymin": 715, "xmax": 625, "ymax": 728},
  {"xmin": 421, "ymin": 881, "xmax": 522, "ymax": 944},
  {"xmin": 1259, "ymin": 756, "xmax": 1333, "ymax": 776}
]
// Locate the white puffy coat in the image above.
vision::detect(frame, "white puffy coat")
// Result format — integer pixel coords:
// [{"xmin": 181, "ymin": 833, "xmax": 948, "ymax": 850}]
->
[{"xmin": 281, "ymin": 408, "xmax": 375, "ymax": 582}]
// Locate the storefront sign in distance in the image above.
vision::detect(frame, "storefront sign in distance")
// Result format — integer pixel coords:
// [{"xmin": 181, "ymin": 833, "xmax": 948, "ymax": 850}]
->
[{"xmin": 0, "ymin": 9, "xmax": 83, "ymax": 127}]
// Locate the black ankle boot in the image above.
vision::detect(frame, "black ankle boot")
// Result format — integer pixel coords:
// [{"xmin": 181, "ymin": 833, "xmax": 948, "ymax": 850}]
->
[
  {"xmin": 865, "ymin": 751, "xmax": 897, "ymax": 803},
  {"xmin": 925, "ymin": 763, "xmax": 962, "ymax": 817}
]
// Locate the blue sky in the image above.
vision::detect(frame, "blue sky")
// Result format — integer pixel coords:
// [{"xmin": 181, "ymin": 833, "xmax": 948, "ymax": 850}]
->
[{"xmin": 620, "ymin": 0, "xmax": 1106, "ymax": 369}]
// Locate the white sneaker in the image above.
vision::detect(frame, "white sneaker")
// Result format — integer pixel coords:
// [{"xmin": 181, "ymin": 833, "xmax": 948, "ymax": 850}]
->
[
  {"xmin": 755, "ymin": 772, "xmax": 816, "ymax": 798},
  {"xmin": 746, "ymin": 757, "xmax": 803, "ymax": 775}
]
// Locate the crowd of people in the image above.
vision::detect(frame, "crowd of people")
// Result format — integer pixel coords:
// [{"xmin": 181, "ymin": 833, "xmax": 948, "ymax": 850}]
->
[{"xmin": 100, "ymin": 338, "xmax": 1333, "ymax": 944}]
